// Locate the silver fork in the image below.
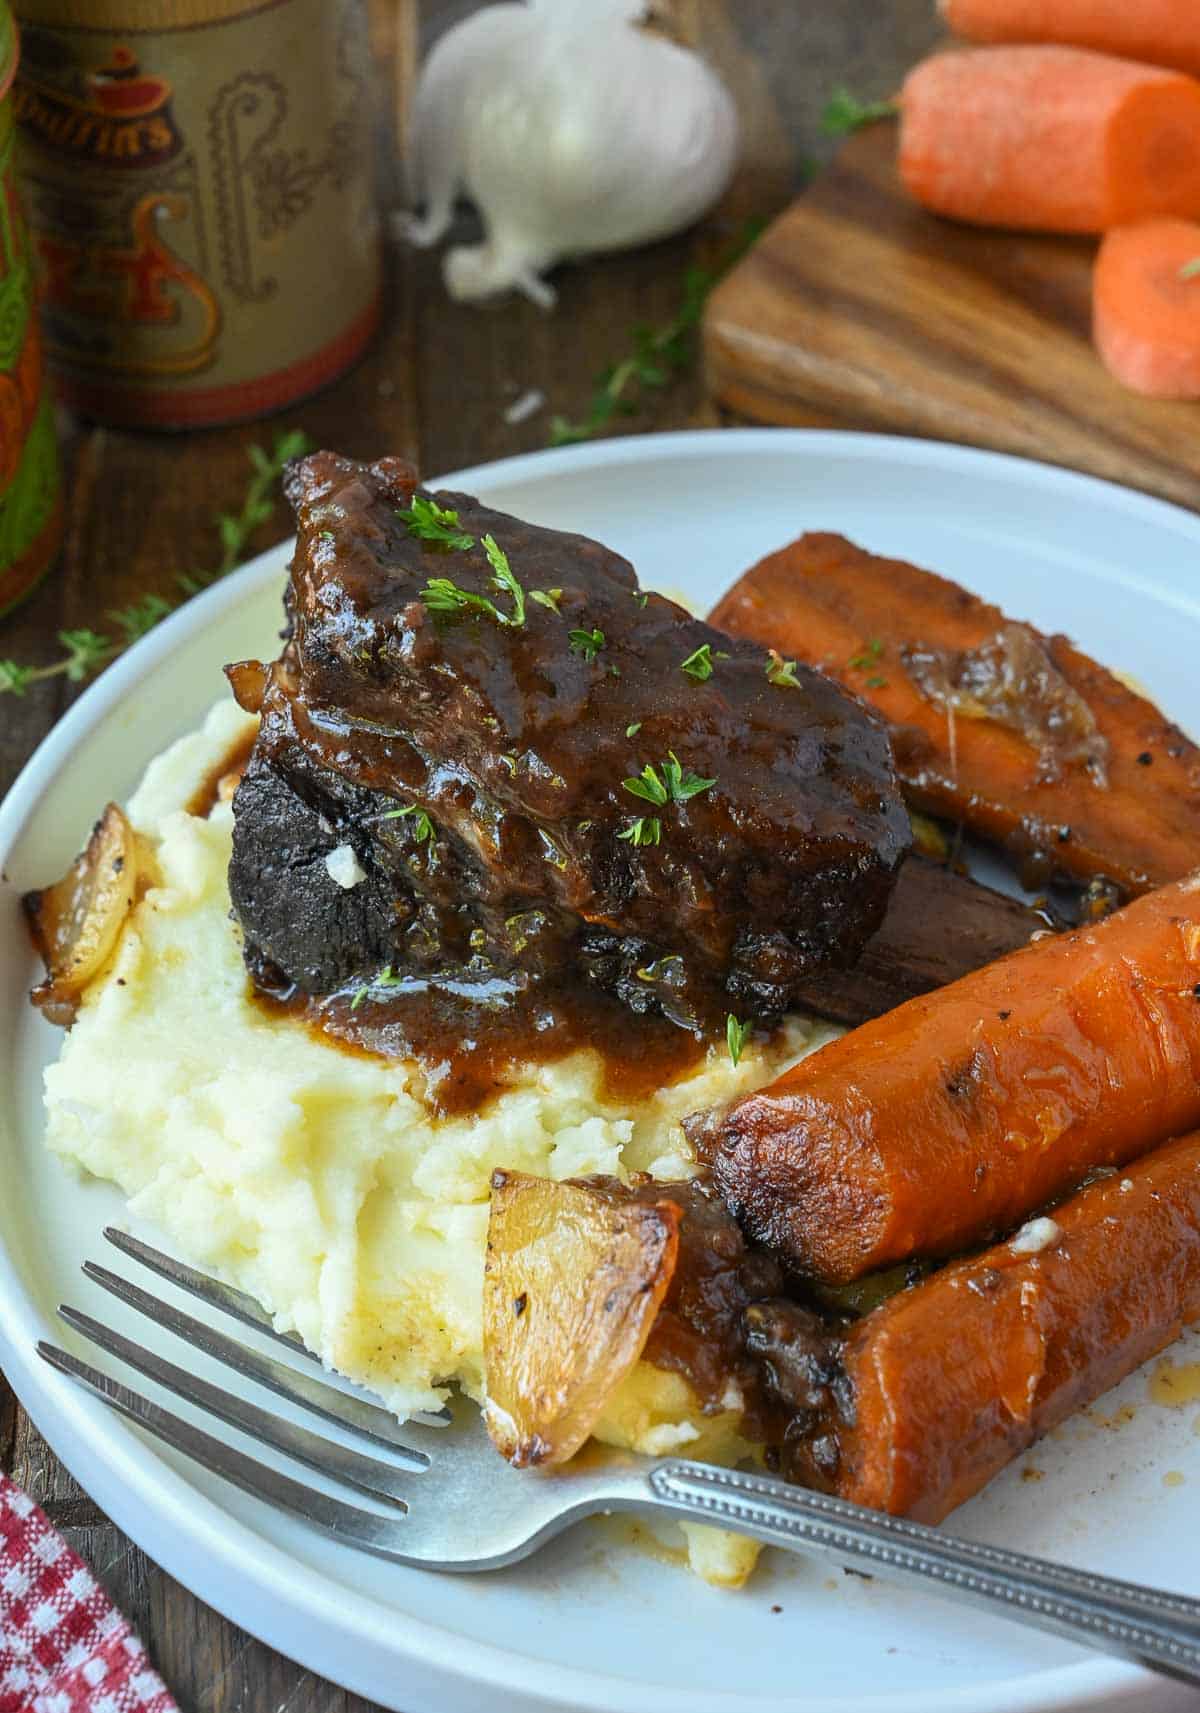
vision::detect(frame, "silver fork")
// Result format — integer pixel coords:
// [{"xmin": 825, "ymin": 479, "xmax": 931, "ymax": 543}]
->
[{"xmin": 36, "ymin": 1228, "xmax": 1200, "ymax": 1689}]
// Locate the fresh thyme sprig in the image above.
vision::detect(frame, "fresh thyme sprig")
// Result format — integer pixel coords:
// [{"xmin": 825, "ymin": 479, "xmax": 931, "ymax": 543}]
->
[
  {"xmin": 821, "ymin": 85, "xmax": 898, "ymax": 137},
  {"xmin": 548, "ymin": 219, "xmax": 765, "ymax": 447},
  {"xmin": 178, "ymin": 429, "xmax": 311, "ymax": 595},
  {"xmin": 0, "ymin": 428, "xmax": 309, "ymax": 698},
  {"xmin": 396, "ymin": 495, "xmax": 475, "ymax": 552}
]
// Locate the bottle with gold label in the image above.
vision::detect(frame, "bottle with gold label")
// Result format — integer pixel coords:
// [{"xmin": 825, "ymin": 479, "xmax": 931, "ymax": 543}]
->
[
  {"xmin": 12, "ymin": 0, "xmax": 382, "ymax": 429},
  {"xmin": 0, "ymin": 0, "xmax": 61, "ymax": 616}
]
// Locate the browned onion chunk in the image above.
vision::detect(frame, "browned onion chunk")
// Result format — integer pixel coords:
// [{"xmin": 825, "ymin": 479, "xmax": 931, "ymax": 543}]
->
[
  {"xmin": 23, "ymin": 803, "xmax": 140, "ymax": 1027},
  {"xmin": 482, "ymin": 1169, "xmax": 679, "ymax": 1467},
  {"xmin": 224, "ymin": 658, "xmax": 268, "ymax": 715}
]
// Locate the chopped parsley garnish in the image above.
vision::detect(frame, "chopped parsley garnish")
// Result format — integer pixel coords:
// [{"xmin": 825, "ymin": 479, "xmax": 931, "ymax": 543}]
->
[
  {"xmin": 568, "ymin": 626, "xmax": 605, "ymax": 661},
  {"xmin": 530, "ymin": 587, "xmax": 563, "ymax": 613},
  {"xmin": 482, "ymin": 533, "xmax": 525, "ymax": 626},
  {"xmin": 618, "ymin": 816, "xmax": 662, "ymax": 847},
  {"xmin": 623, "ymin": 751, "xmax": 716, "ymax": 807},
  {"xmin": 865, "ymin": 674, "xmax": 889, "ymax": 690},
  {"xmin": 625, "ymin": 721, "xmax": 642, "ymax": 738},
  {"xmin": 318, "ymin": 530, "xmax": 335, "ymax": 542},
  {"xmin": 421, "ymin": 576, "xmax": 509, "ymax": 624},
  {"xmin": 396, "ymin": 494, "xmax": 475, "ymax": 552},
  {"xmin": 623, "ymin": 763, "xmax": 670, "ymax": 806},
  {"xmin": 350, "ymin": 964, "xmax": 404, "ymax": 1010},
  {"xmin": 847, "ymin": 637, "xmax": 885, "ymax": 670},
  {"xmin": 726, "ymin": 1013, "xmax": 753, "ymax": 1067},
  {"xmin": 381, "ymin": 804, "xmax": 435, "ymax": 843},
  {"xmin": 661, "ymin": 751, "xmax": 716, "ymax": 802},
  {"xmin": 680, "ymin": 643, "xmax": 727, "ymax": 683},
  {"xmin": 765, "ymin": 649, "xmax": 802, "ymax": 688},
  {"xmin": 1181, "ymin": 257, "xmax": 1200, "ymax": 280},
  {"xmin": 420, "ymin": 532, "xmax": 526, "ymax": 627}
]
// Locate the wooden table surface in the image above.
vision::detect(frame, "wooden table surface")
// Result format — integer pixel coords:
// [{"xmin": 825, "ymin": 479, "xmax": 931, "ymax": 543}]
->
[{"xmin": 0, "ymin": 4, "xmax": 938, "ymax": 1708}]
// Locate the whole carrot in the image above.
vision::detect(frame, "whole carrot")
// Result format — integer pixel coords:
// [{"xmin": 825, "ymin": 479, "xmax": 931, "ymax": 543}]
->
[
  {"xmin": 782, "ymin": 1129, "xmax": 1200, "ymax": 1522},
  {"xmin": 709, "ymin": 532, "xmax": 1200, "ymax": 898},
  {"xmin": 900, "ymin": 47, "xmax": 1200, "ymax": 233},
  {"xmin": 1094, "ymin": 218, "xmax": 1200, "ymax": 398},
  {"xmin": 941, "ymin": 0, "xmax": 1200, "ymax": 80},
  {"xmin": 711, "ymin": 872, "xmax": 1200, "ymax": 1283}
]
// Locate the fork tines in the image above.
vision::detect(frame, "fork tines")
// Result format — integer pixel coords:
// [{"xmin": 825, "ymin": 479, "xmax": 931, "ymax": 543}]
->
[{"xmin": 40, "ymin": 1228, "xmax": 449, "ymax": 1535}]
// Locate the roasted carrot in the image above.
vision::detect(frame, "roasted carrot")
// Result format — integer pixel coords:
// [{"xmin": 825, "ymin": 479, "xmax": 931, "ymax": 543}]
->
[
  {"xmin": 1093, "ymin": 218, "xmax": 1200, "ymax": 397},
  {"xmin": 783, "ymin": 1129, "xmax": 1200, "ymax": 1522},
  {"xmin": 709, "ymin": 872, "xmax": 1200, "ymax": 1284},
  {"xmin": 899, "ymin": 47, "xmax": 1200, "ymax": 232},
  {"xmin": 709, "ymin": 533, "xmax": 1200, "ymax": 897},
  {"xmin": 940, "ymin": 0, "xmax": 1200, "ymax": 80}
]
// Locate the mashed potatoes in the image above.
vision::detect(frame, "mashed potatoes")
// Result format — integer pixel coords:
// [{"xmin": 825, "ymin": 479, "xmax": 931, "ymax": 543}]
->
[{"xmin": 42, "ymin": 701, "xmax": 832, "ymax": 1584}]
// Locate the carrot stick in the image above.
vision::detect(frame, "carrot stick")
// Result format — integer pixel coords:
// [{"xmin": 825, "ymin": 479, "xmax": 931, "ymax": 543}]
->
[
  {"xmin": 791, "ymin": 1129, "xmax": 1200, "ymax": 1522},
  {"xmin": 1093, "ymin": 218, "xmax": 1200, "ymax": 397},
  {"xmin": 899, "ymin": 47, "xmax": 1200, "ymax": 232},
  {"xmin": 709, "ymin": 532, "xmax": 1200, "ymax": 897},
  {"xmin": 940, "ymin": 0, "xmax": 1200, "ymax": 80},
  {"xmin": 710, "ymin": 872, "xmax": 1200, "ymax": 1284}
]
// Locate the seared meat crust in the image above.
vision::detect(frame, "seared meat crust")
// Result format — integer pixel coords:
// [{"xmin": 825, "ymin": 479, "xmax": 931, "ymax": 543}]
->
[{"xmin": 229, "ymin": 452, "xmax": 910, "ymax": 1031}]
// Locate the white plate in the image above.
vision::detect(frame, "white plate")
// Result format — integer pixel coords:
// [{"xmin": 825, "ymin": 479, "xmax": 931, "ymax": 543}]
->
[{"xmin": 3, "ymin": 430, "xmax": 1199, "ymax": 1713}]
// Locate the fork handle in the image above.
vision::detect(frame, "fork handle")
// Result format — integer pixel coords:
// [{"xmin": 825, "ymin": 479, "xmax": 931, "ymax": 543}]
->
[{"xmin": 644, "ymin": 1461, "xmax": 1200, "ymax": 1686}]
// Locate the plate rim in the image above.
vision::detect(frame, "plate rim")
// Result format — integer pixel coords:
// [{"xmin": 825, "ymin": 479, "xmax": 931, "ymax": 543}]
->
[{"xmin": 3, "ymin": 426, "xmax": 1198, "ymax": 1713}]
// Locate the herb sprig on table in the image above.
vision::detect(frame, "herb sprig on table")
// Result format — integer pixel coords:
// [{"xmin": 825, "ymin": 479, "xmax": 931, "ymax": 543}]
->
[
  {"xmin": 821, "ymin": 85, "xmax": 898, "ymax": 138},
  {"xmin": 547, "ymin": 219, "xmax": 765, "ymax": 448},
  {"xmin": 0, "ymin": 429, "xmax": 310, "ymax": 698}
]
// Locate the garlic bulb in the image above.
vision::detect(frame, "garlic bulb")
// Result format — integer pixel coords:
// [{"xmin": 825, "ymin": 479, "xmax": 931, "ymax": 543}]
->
[{"xmin": 402, "ymin": 0, "xmax": 739, "ymax": 308}]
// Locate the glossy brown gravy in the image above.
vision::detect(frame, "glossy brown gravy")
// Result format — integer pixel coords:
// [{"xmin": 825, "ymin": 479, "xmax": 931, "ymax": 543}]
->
[
  {"xmin": 195, "ymin": 725, "xmax": 720, "ymax": 1117},
  {"xmin": 251, "ymin": 974, "xmax": 714, "ymax": 1118},
  {"xmin": 186, "ymin": 729, "xmax": 257, "ymax": 820}
]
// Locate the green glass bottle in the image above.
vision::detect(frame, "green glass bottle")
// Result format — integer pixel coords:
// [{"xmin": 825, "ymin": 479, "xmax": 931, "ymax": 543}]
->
[{"xmin": 0, "ymin": 0, "xmax": 60, "ymax": 617}]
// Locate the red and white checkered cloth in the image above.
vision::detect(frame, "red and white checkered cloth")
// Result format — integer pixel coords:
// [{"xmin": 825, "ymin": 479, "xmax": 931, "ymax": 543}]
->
[{"xmin": 0, "ymin": 1476, "xmax": 176, "ymax": 1713}]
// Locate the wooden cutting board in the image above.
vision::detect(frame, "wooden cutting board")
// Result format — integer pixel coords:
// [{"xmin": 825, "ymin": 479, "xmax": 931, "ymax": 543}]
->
[{"xmin": 703, "ymin": 121, "xmax": 1200, "ymax": 510}]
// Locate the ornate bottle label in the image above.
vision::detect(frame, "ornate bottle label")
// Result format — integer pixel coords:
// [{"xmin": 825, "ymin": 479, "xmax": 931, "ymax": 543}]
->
[{"xmin": 12, "ymin": 0, "xmax": 382, "ymax": 428}]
